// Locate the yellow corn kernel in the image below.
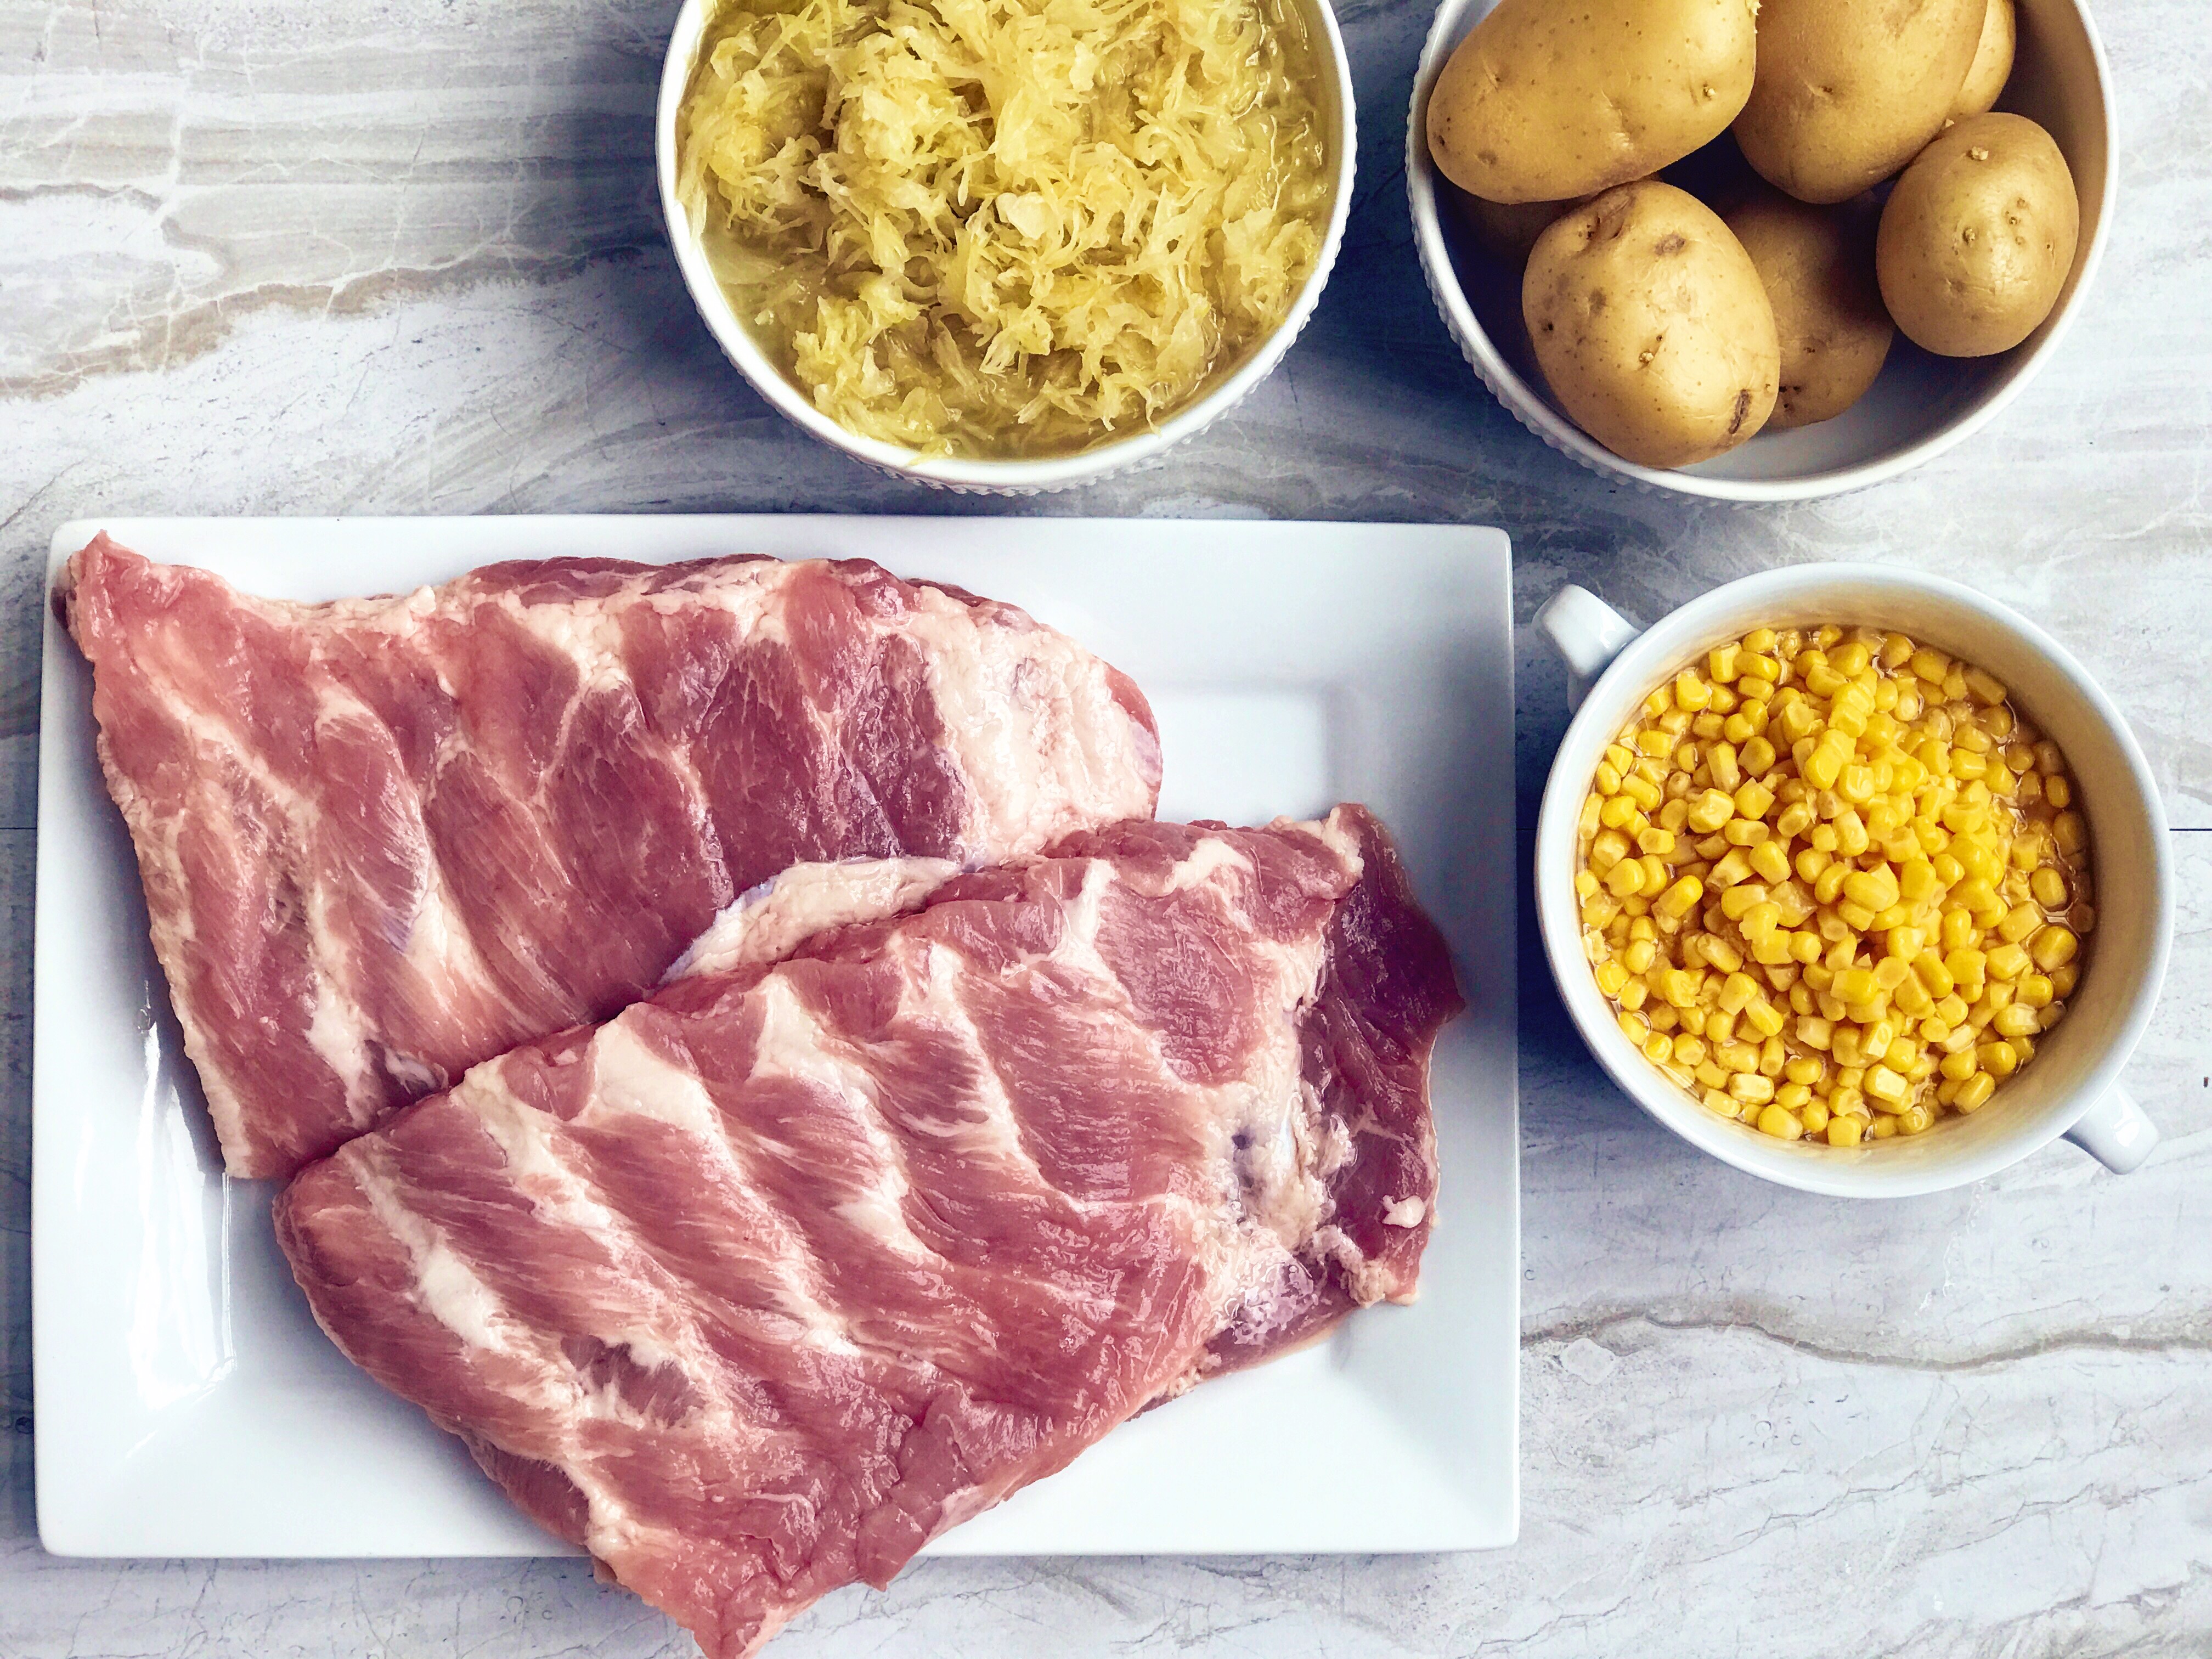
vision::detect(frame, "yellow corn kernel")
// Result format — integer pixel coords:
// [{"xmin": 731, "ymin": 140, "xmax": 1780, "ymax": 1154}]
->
[
  {"xmin": 1962, "ymin": 667, "xmax": 2006, "ymax": 706},
  {"xmin": 1986, "ymin": 941, "xmax": 2032, "ymax": 982},
  {"xmin": 1605, "ymin": 859, "xmax": 1647, "ymax": 898},
  {"xmin": 1826, "ymin": 1114, "xmax": 1864, "ymax": 1147},
  {"xmin": 1594, "ymin": 961, "xmax": 1628, "ymax": 997},
  {"xmin": 1865, "ymin": 1064, "xmax": 1908, "ymax": 1104},
  {"xmin": 2045, "ymin": 772, "xmax": 2075, "ymax": 810},
  {"xmin": 1897, "ymin": 1104, "xmax": 1934, "ymax": 1135},
  {"xmin": 1708, "ymin": 1042, "xmax": 1753, "ymax": 1079},
  {"xmin": 1622, "ymin": 939, "xmax": 1657, "ymax": 974},
  {"xmin": 1776, "ymin": 1082, "xmax": 1813, "ymax": 1111},
  {"xmin": 2052, "ymin": 810, "xmax": 2086, "ymax": 855},
  {"xmin": 1658, "ymin": 968, "xmax": 1703, "ymax": 1008},
  {"xmin": 1977, "ymin": 1040, "xmax": 2019, "ymax": 1078},
  {"xmin": 1801, "ymin": 744, "xmax": 1844, "ymax": 791},
  {"xmin": 1831, "ymin": 967, "xmax": 1877, "ymax": 1006},
  {"xmin": 1620, "ymin": 772, "xmax": 1663, "ymax": 810},
  {"xmin": 1710, "ymin": 848, "xmax": 1755, "ymax": 888},
  {"xmin": 1743, "ymin": 998, "xmax": 1786, "ymax": 1039},
  {"xmin": 1991, "ymin": 1002, "xmax": 2040, "ymax": 1039},
  {"xmin": 1940, "ymin": 907, "xmax": 1978, "ymax": 951},
  {"xmin": 1730, "ymin": 1073, "xmax": 1776, "ymax": 1105},
  {"xmin": 1746, "ymin": 840, "xmax": 1791, "ymax": 885},
  {"xmin": 1599, "ymin": 794, "xmax": 1639, "ymax": 831},
  {"xmin": 1741, "ymin": 735, "xmax": 1779, "ymax": 775},
  {"xmin": 1717, "ymin": 884, "xmax": 1768, "ymax": 922},
  {"xmin": 1712, "ymin": 971, "xmax": 1756, "ymax": 1014},
  {"xmin": 1686, "ymin": 789, "xmax": 1736, "ymax": 833},
  {"xmin": 1674, "ymin": 670, "xmax": 1712, "ymax": 713},
  {"xmin": 1755, "ymin": 1103, "xmax": 1802, "ymax": 1139},
  {"xmin": 2029, "ymin": 866, "xmax": 2069, "ymax": 910},
  {"xmin": 1840, "ymin": 866, "xmax": 1899, "ymax": 913},
  {"xmin": 2050, "ymin": 963, "xmax": 2079, "ymax": 999},
  {"xmin": 1652, "ymin": 875, "xmax": 1704, "ymax": 921},
  {"xmin": 1643, "ymin": 1032, "xmax": 1675, "ymax": 1065},
  {"xmin": 1954, "ymin": 1071, "xmax": 1996, "ymax": 1112},
  {"xmin": 1673, "ymin": 1035, "xmax": 1708, "ymax": 1068},
  {"xmin": 2030, "ymin": 926, "xmax": 2079, "ymax": 971}
]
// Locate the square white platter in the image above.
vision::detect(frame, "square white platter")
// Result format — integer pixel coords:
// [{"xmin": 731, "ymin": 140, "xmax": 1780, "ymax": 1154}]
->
[{"xmin": 36, "ymin": 516, "xmax": 1518, "ymax": 1559}]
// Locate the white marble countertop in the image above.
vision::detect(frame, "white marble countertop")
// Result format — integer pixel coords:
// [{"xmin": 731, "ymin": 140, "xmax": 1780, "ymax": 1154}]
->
[{"xmin": 3, "ymin": 0, "xmax": 2209, "ymax": 1653}]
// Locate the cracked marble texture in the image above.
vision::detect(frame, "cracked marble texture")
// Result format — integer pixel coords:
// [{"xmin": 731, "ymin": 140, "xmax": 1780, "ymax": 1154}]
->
[{"xmin": 3, "ymin": 0, "xmax": 2210, "ymax": 1654}]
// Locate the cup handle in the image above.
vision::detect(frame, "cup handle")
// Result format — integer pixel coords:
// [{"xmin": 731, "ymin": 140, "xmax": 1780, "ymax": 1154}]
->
[
  {"xmin": 2063, "ymin": 1084, "xmax": 2159, "ymax": 1174},
  {"xmin": 1536, "ymin": 585, "xmax": 1643, "ymax": 713}
]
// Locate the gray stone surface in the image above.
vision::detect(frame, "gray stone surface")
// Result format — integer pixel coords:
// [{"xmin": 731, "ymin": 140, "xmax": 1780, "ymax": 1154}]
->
[{"xmin": 3, "ymin": 0, "xmax": 2209, "ymax": 1653}]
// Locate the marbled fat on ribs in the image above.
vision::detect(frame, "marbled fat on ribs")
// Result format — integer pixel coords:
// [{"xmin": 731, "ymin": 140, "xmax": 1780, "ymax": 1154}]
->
[
  {"xmin": 59, "ymin": 535, "xmax": 1161, "ymax": 1178},
  {"xmin": 274, "ymin": 808, "xmax": 1462, "ymax": 1659}
]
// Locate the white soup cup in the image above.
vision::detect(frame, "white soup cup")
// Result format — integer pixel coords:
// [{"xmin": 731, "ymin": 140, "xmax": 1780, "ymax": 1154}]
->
[{"xmin": 1533, "ymin": 565, "xmax": 2170, "ymax": 1197}]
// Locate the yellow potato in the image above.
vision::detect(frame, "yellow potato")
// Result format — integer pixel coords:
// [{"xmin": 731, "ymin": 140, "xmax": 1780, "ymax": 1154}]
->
[
  {"xmin": 1734, "ymin": 0, "xmax": 1986, "ymax": 204},
  {"xmin": 1452, "ymin": 191, "xmax": 1590, "ymax": 267},
  {"xmin": 1427, "ymin": 0, "xmax": 1758, "ymax": 205},
  {"xmin": 1725, "ymin": 190, "xmax": 1893, "ymax": 428},
  {"xmin": 1951, "ymin": 0, "xmax": 2018, "ymax": 120},
  {"xmin": 1523, "ymin": 182, "xmax": 1779, "ymax": 467},
  {"xmin": 1876, "ymin": 112, "xmax": 2080, "ymax": 356}
]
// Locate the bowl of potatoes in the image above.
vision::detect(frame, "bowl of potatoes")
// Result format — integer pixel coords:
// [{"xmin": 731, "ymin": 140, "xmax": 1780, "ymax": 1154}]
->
[{"xmin": 1407, "ymin": 0, "xmax": 2115, "ymax": 500}]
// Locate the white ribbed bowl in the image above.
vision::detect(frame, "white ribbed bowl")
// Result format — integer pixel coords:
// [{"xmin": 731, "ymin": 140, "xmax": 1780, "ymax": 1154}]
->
[
  {"xmin": 1406, "ymin": 0, "xmax": 2118, "ymax": 502},
  {"xmin": 658, "ymin": 0, "xmax": 1358, "ymax": 494}
]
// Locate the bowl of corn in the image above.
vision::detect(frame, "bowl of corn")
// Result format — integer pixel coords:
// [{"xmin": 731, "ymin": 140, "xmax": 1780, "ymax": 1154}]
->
[{"xmin": 1534, "ymin": 565, "xmax": 2171, "ymax": 1197}]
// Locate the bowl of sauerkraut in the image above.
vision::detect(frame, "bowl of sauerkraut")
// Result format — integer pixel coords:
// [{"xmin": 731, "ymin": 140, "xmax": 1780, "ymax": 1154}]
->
[{"xmin": 657, "ymin": 0, "xmax": 1357, "ymax": 492}]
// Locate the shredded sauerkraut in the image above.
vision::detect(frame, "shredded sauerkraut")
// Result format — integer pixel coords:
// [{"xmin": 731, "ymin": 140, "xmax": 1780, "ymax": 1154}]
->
[{"xmin": 677, "ymin": 0, "xmax": 1333, "ymax": 458}]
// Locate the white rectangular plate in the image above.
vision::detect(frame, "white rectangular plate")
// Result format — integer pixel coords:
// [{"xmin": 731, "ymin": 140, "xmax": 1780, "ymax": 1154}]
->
[{"xmin": 36, "ymin": 516, "xmax": 1517, "ymax": 1559}]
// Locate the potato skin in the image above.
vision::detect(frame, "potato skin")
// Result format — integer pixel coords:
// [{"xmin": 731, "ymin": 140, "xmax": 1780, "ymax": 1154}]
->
[
  {"xmin": 1427, "ymin": 0, "xmax": 1758, "ymax": 205},
  {"xmin": 1876, "ymin": 112, "xmax": 2080, "ymax": 357},
  {"xmin": 1951, "ymin": 0, "xmax": 2017, "ymax": 120},
  {"xmin": 1734, "ymin": 0, "xmax": 1985, "ymax": 204},
  {"xmin": 1523, "ymin": 182, "xmax": 1779, "ymax": 467},
  {"xmin": 1725, "ymin": 190, "xmax": 1893, "ymax": 429}
]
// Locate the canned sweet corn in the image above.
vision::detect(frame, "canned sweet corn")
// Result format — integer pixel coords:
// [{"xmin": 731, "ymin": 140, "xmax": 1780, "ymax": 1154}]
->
[{"xmin": 1575, "ymin": 623, "xmax": 2093, "ymax": 1147}]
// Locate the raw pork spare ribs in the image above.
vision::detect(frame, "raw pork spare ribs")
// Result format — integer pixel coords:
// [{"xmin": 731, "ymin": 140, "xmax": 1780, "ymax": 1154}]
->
[
  {"xmin": 276, "ymin": 808, "xmax": 1463, "ymax": 1659},
  {"xmin": 59, "ymin": 535, "xmax": 1161, "ymax": 1178}
]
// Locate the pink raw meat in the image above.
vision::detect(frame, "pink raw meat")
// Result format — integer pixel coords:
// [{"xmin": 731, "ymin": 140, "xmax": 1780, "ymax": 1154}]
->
[
  {"xmin": 275, "ymin": 806, "xmax": 1462, "ymax": 1658},
  {"xmin": 59, "ymin": 535, "xmax": 1161, "ymax": 1178}
]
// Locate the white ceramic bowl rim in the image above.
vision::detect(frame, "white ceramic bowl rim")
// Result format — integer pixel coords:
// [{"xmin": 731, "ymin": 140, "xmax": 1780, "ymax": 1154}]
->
[
  {"xmin": 1404, "ymin": 0, "xmax": 2120, "ymax": 503},
  {"xmin": 1534, "ymin": 563, "xmax": 2173, "ymax": 1197},
  {"xmin": 654, "ymin": 0, "xmax": 1360, "ymax": 492}
]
